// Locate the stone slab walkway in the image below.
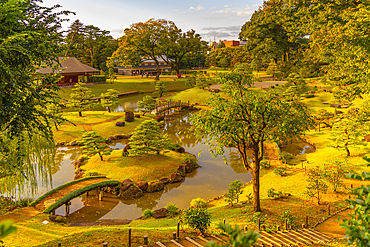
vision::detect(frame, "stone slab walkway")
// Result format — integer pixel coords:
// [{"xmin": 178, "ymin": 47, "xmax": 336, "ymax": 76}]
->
[{"xmin": 0, "ymin": 207, "xmax": 40, "ymax": 223}]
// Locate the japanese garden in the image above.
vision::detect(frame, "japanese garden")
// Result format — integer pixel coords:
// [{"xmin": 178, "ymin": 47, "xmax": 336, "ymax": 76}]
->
[{"xmin": 1, "ymin": 0, "xmax": 370, "ymax": 246}]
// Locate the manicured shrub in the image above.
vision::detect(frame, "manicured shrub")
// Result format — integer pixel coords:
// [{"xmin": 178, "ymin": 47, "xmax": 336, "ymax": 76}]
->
[
  {"xmin": 184, "ymin": 208, "xmax": 211, "ymax": 235},
  {"xmin": 143, "ymin": 209, "xmax": 154, "ymax": 219},
  {"xmin": 280, "ymin": 209, "xmax": 296, "ymax": 226},
  {"xmin": 190, "ymin": 198, "xmax": 208, "ymax": 208},
  {"xmin": 274, "ymin": 167, "xmax": 287, "ymax": 176},
  {"xmin": 225, "ymin": 180, "xmax": 244, "ymax": 206},
  {"xmin": 165, "ymin": 203, "xmax": 179, "ymax": 217},
  {"xmin": 267, "ymin": 188, "xmax": 283, "ymax": 199},
  {"xmin": 87, "ymin": 75, "xmax": 106, "ymax": 83},
  {"xmin": 249, "ymin": 212, "xmax": 267, "ymax": 226},
  {"xmin": 260, "ymin": 160, "xmax": 271, "ymax": 169}
]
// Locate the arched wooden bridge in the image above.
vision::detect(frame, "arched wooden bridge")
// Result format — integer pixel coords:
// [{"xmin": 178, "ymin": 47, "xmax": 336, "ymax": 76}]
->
[
  {"xmin": 153, "ymin": 100, "xmax": 190, "ymax": 114},
  {"xmin": 31, "ymin": 176, "xmax": 120, "ymax": 213}
]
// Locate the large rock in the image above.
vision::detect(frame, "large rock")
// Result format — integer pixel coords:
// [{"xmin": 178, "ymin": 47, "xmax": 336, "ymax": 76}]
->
[
  {"xmin": 122, "ymin": 144, "xmax": 131, "ymax": 156},
  {"xmin": 135, "ymin": 114, "xmax": 141, "ymax": 118},
  {"xmin": 75, "ymin": 156, "xmax": 85, "ymax": 168},
  {"xmin": 114, "ymin": 134, "xmax": 124, "ymax": 139},
  {"xmin": 160, "ymin": 178, "xmax": 169, "ymax": 184},
  {"xmin": 177, "ymin": 165, "xmax": 186, "ymax": 177},
  {"xmin": 147, "ymin": 181, "xmax": 164, "ymax": 193},
  {"xmin": 116, "ymin": 121, "xmax": 125, "ymax": 127},
  {"xmin": 74, "ymin": 172, "xmax": 84, "ymax": 180},
  {"xmin": 125, "ymin": 111, "xmax": 135, "ymax": 122},
  {"xmin": 120, "ymin": 185, "xmax": 143, "ymax": 200},
  {"xmin": 152, "ymin": 208, "xmax": 169, "ymax": 219},
  {"xmin": 185, "ymin": 162, "xmax": 195, "ymax": 173},
  {"xmin": 153, "ymin": 115, "xmax": 165, "ymax": 122},
  {"xmin": 138, "ymin": 182, "xmax": 148, "ymax": 191},
  {"xmin": 120, "ymin": 179, "xmax": 134, "ymax": 193},
  {"xmin": 169, "ymin": 173, "xmax": 183, "ymax": 183}
]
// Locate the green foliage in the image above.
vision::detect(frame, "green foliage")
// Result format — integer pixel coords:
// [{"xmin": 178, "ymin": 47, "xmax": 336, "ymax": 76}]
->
[
  {"xmin": 138, "ymin": 95, "xmax": 156, "ymax": 116},
  {"xmin": 225, "ymin": 180, "xmax": 244, "ymax": 206},
  {"xmin": 341, "ymin": 172, "xmax": 370, "ymax": 246},
  {"xmin": 182, "ymin": 153, "xmax": 197, "ymax": 165},
  {"xmin": 249, "ymin": 212, "xmax": 267, "ymax": 226},
  {"xmin": 279, "ymin": 151, "xmax": 294, "ymax": 164},
  {"xmin": 260, "ymin": 160, "xmax": 271, "ymax": 169},
  {"xmin": 196, "ymin": 74, "xmax": 208, "ymax": 90},
  {"xmin": 44, "ymin": 102, "xmax": 65, "ymax": 131},
  {"xmin": 184, "ymin": 208, "xmax": 211, "ymax": 235},
  {"xmin": 165, "ymin": 203, "xmax": 179, "ymax": 217},
  {"xmin": 315, "ymin": 109, "xmax": 334, "ymax": 131},
  {"xmin": 143, "ymin": 209, "xmax": 154, "ymax": 219},
  {"xmin": 155, "ymin": 80, "xmax": 167, "ymax": 97},
  {"xmin": 267, "ymin": 188, "xmax": 283, "ymax": 199},
  {"xmin": 79, "ymin": 131, "xmax": 112, "ymax": 161},
  {"xmin": 87, "ymin": 76, "xmax": 107, "ymax": 83},
  {"xmin": 274, "ymin": 167, "xmax": 287, "ymax": 176},
  {"xmin": 323, "ymin": 159, "xmax": 352, "ymax": 192},
  {"xmin": 206, "ymin": 222, "xmax": 260, "ymax": 247},
  {"xmin": 128, "ymin": 120, "xmax": 171, "ymax": 156},
  {"xmin": 280, "ymin": 209, "xmax": 296, "ymax": 226},
  {"xmin": 186, "ymin": 75, "xmax": 197, "ymax": 88},
  {"xmin": 100, "ymin": 89, "xmax": 119, "ymax": 113},
  {"xmin": 0, "ymin": 220, "xmax": 16, "ymax": 239},
  {"xmin": 69, "ymin": 82, "xmax": 97, "ymax": 117},
  {"xmin": 305, "ymin": 167, "xmax": 328, "ymax": 205},
  {"xmin": 190, "ymin": 198, "xmax": 208, "ymax": 208}
]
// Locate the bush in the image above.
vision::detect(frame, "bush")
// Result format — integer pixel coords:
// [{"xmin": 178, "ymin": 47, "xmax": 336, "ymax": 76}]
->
[
  {"xmin": 302, "ymin": 94, "xmax": 314, "ymax": 98},
  {"xmin": 85, "ymin": 171, "xmax": 100, "ymax": 177},
  {"xmin": 274, "ymin": 167, "xmax": 287, "ymax": 176},
  {"xmin": 143, "ymin": 209, "xmax": 154, "ymax": 219},
  {"xmin": 165, "ymin": 203, "xmax": 179, "ymax": 217},
  {"xmin": 224, "ymin": 180, "xmax": 244, "ymax": 206},
  {"xmin": 260, "ymin": 160, "xmax": 271, "ymax": 169},
  {"xmin": 184, "ymin": 208, "xmax": 211, "ymax": 235},
  {"xmin": 279, "ymin": 151, "xmax": 294, "ymax": 164},
  {"xmin": 87, "ymin": 75, "xmax": 106, "ymax": 83},
  {"xmin": 249, "ymin": 212, "xmax": 267, "ymax": 226},
  {"xmin": 182, "ymin": 153, "xmax": 197, "ymax": 165},
  {"xmin": 280, "ymin": 209, "xmax": 296, "ymax": 226},
  {"xmin": 190, "ymin": 198, "xmax": 208, "ymax": 208},
  {"xmin": 267, "ymin": 188, "xmax": 283, "ymax": 199}
]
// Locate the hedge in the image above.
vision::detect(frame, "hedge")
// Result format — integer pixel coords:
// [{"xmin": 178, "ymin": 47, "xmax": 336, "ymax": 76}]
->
[
  {"xmin": 30, "ymin": 176, "xmax": 106, "ymax": 207},
  {"xmin": 87, "ymin": 75, "xmax": 106, "ymax": 83},
  {"xmin": 43, "ymin": 180, "xmax": 120, "ymax": 213}
]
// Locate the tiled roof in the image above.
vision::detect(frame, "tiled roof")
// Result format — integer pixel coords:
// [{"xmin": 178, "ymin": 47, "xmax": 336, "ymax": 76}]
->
[{"xmin": 36, "ymin": 56, "xmax": 100, "ymax": 74}]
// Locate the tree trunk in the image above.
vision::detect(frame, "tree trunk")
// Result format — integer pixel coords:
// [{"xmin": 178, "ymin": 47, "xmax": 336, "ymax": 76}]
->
[
  {"xmin": 155, "ymin": 64, "xmax": 161, "ymax": 81},
  {"xmin": 251, "ymin": 170, "xmax": 262, "ymax": 212},
  {"xmin": 54, "ymin": 122, "xmax": 59, "ymax": 131},
  {"xmin": 108, "ymin": 107, "xmax": 111, "ymax": 113},
  {"xmin": 345, "ymin": 146, "xmax": 350, "ymax": 157},
  {"xmin": 79, "ymin": 111, "xmax": 82, "ymax": 117},
  {"xmin": 175, "ymin": 63, "xmax": 180, "ymax": 76},
  {"xmin": 99, "ymin": 153, "xmax": 103, "ymax": 161}
]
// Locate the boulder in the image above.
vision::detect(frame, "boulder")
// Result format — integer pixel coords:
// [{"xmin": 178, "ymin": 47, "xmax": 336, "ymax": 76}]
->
[
  {"xmin": 60, "ymin": 142, "xmax": 65, "ymax": 146},
  {"xmin": 169, "ymin": 173, "xmax": 183, "ymax": 183},
  {"xmin": 147, "ymin": 181, "xmax": 164, "ymax": 193},
  {"xmin": 135, "ymin": 114, "xmax": 141, "ymax": 118},
  {"xmin": 106, "ymin": 137, "xmax": 114, "ymax": 143},
  {"xmin": 70, "ymin": 140, "xmax": 79, "ymax": 146},
  {"xmin": 138, "ymin": 182, "xmax": 148, "ymax": 191},
  {"xmin": 74, "ymin": 172, "xmax": 84, "ymax": 180},
  {"xmin": 120, "ymin": 179, "xmax": 134, "ymax": 193},
  {"xmin": 176, "ymin": 146, "xmax": 185, "ymax": 153},
  {"xmin": 114, "ymin": 134, "xmax": 124, "ymax": 139},
  {"xmin": 152, "ymin": 208, "xmax": 169, "ymax": 219},
  {"xmin": 122, "ymin": 144, "xmax": 131, "ymax": 156},
  {"xmin": 160, "ymin": 178, "xmax": 169, "ymax": 184},
  {"xmin": 208, "ymin": 88, "xmax": 220, "ymax": 93},
  {"xmin": 184, "ymin": 162, "xmax": 195, "ymax": 173},
  {"xmin": 116, "ymin": 121, "xmax": 125, "ymax": 127},
  {"xmin": 120, "ymin": 185, "xmax": 143, "ymax": 200},
  {"xmin": 125, "ymin": 111, "xmax": 135, "ymax": 122},
  {"xmin": 122, "ymin": 134, "xmax": 132, "ymax": 139},
  {"xmin": 49, "ymin": 215, "xmax": 67, "ymax": 223},
  {"xmin": 153, "ymin": 115, "xmax": 165, "ymax": 122},
  {"xmin": 75, "ymin": 156, "xmax": 85, "ymax": 167},
  {"xmin": 177, "ymin": 165, "xmax": 186, "ymax": 177}
]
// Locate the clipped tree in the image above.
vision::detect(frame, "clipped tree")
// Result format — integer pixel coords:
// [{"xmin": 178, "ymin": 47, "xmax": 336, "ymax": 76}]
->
[
  {"xmin": 305, "ymin": 166, "xmax": 328, "ymax": 205},
  {"xmin": 341, "ymin": 172, "xmax": 370, "ymax": 246},
  {"xmin": 184, "ymin": 208, "xmax": 211, "ymax": 235},
  {"xmin": 69, "ymin": 82, "xmax": 97, "ymax": 117},
  {"xmin": 44, "ymin": 102, "xmax": 64, "ymax": 131},
  {"xmin": 196, "ymin": 74, "xmax": 208, "ymax": 90},
  {"xmin": 128, "ymin": 120, "xmax": 171, "ymax": 156},
  {"xmin": 324, "ymin": 159, "xmax": 352, "ymax": 192},
  {"xmin": 315, "ymin": 109, "xmax": 334, "ymax": 131},
  {"xmin": 138, "ymin": 95, "xmax": 156, "ymax": 116},
  {"xmin": 155, "ymin": 80, "xmax": 167, "ymax": 98},
  {"xmin": 100, "ymin": 89, "xmax": 119, "ymax": 112},
  {"xmin": 225, "ymin": 180, "xmax": 244, "ymax": 206},
  {"xmin": 186, "ymin": 75, "xmax": 197, "ymax": 88},
  {"xmin": 79, "ymin": 131, "xmax": 112, "ymax": 161},
  {"xmin": 190, "ymin": 63, "xmax": 313, "ymax": 212}
]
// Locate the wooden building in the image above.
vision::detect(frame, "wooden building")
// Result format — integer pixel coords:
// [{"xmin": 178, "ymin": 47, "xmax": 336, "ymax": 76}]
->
[
  {"xmin": 116, "ymin": 57, "xmax": 172, "ymax": 76},
  {"xmin": 36, "ymin": 56, "xmax": 100, "ymax": 86}
]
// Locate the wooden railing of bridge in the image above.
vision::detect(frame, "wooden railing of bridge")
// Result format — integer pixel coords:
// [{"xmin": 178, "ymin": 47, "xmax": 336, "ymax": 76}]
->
[{"xmin": 153, "ymin": 100, "xmax": 190, "ymax": 114}]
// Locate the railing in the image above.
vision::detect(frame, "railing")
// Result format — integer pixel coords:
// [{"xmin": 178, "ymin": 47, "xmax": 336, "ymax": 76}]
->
[{"xmin": 154, "ymin": 100, "xmax": 190, "ymax": 114}]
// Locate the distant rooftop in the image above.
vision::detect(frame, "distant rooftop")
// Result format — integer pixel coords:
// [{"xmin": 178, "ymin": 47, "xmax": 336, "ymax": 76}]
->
[{"xmin": 36, "ymin": 56, "xmax": 100, "ymax": 75}]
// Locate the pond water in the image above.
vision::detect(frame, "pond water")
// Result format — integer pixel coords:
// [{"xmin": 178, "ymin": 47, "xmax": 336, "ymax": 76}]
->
[{"xmin": 26, "ymin": 94, "xmax": 313, "ymax": 222}]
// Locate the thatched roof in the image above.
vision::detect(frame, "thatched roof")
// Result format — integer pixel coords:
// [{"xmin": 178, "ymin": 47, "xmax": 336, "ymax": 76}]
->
[{"xmin": 36, "ymin": 56, "xmax": 100, "ymax": 75}]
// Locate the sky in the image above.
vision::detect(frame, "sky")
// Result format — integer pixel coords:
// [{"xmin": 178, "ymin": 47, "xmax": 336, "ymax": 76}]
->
[{"xmin": 42, "ymin": 0, "xmax": 264, "ymax": 41}]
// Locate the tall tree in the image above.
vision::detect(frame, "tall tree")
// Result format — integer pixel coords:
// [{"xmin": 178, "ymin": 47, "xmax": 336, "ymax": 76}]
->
[
  {"xmin": 100, "ymin": 89, "xmax": 119, "ymax": 113},
  {"xmin": 112, "ymin": 18, "xmax": 171, "ymax": 80},
  {"xmin": 190, "ymin": 63, "xmax": 313, "ymax": 212},
  {"xmin": 69, "ymin": 82, "xmax": 97, "ymax": 117},
  {"xmin": 0, "ymin": 0, "xmax": 71, "ymax": 193}
]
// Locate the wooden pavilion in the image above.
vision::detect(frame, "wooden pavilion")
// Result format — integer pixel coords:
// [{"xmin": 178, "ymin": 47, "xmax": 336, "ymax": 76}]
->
[{"xmin": 36, "ymin": 56, "xmax": 100, "ymax": 86}]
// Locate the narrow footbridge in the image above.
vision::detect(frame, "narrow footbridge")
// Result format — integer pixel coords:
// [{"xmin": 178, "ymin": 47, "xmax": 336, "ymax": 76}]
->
[
  {"xmin": 31, "ymin": 176, "xmax": 120, "ymax": 213},
  {"xmin": 153, "ymin": 100, "xmax": 190, "ymax": 114}
]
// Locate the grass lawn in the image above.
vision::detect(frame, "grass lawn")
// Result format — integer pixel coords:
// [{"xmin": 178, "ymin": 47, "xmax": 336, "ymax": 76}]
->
[{"xmin": 167, "ymin": 88, "xmax": 213, "ymax": 105}]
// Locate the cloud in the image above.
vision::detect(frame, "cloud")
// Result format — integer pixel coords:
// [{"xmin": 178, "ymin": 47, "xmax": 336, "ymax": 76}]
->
[
  {"xmin": 210, "ymin": 4, "xmax": 259, "ymax": 18},
  {"xmin": 200, "ymin": 26, "xmax": 242, "ymax": 41},
  {"xmin": 202, "ymin": 26, "xmax": 241, "ymax": 32},
  {"xmin": 189, "ymin": 5, "xmax": 205, "ymax": 11},
  {"xmin": 110, "ymin": 29, "xmax": 124, "ymax": 37}
]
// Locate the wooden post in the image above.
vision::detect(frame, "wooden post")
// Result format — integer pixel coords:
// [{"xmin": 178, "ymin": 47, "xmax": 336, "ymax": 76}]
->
[
  {"xmin": 65, "ymin": 201, "xmax": 71, "ymax": 216},
  {"xmin": 177, "ymin": 222, "xmax": 180, "ymax": 240},
  {"xmin": 244, "ymin": 226, "xmax": 248, "ymax": 232},
  {"xmin": 58, "ymin": 242, "xmax": 61, "ymax": 247},
  {"xmin": 99, "ymin": 191, "xmax": 103, "ymax": 201},
  {"xmin": 223, "ymin": 219, "xmax": 226, "ymax": 224},
  {"xmin": 51, "ymin": 210, "xmax": 55, "ymax": 216},
  {"xmin": 305, "ymin": 216, "xmax": 308, "ymax": 228},
  {"xmin": 328, "ymin": 205, "xmax": 330, "ymax": 215},
  {"xmin": 304, "ymin": 166, "xmax": 306, "ymax": 174},
  {"xmin": 144, "ymin": 235, "xmax": 148, "ymax": 246},
  {"xmin": 258, "ymin": 218, "xmax": 261, "ymax": 231},
  {"xmin": 173, "ymin": 232, "xmax": 177, "ymax": 240},
  {"xmin": 285, "ymin": 218, "xmax": 288, "ymax": 230},
  {"xmin": 103, "ymin": 243, "xmax": 108, "ymax": 247},
  {"xmin": 128, "ymin": 228, "xmax": 132, "ymax": 247},
  {"xmin": 188, "ymin": 101, "xmax": 190, "ymax": 107}
]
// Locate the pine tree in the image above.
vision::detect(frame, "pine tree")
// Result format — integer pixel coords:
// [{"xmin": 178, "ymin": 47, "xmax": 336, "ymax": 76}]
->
[
  {"xmin": 79, "ymin": 131, "xmax": 112, "ymax": 161},
  {"xmin": 155, "ymin": 80, "xmax": 167, "ymax": 98},
  {"xmin": 138, "ymin": 95, "xmax": 156, "ymax": 116},
  {"xmin": 128, "ymin": 120, "xmax": 171, "ymax": 156},
  {"xmin": 44, "ymin": 102, "xmax": 64, "ymax": 131},
  {"xmin": 100, "ymin": 89, "xmax": 119, "ymax": 112},
  {"xmin": 69, "ymin": 82, "xmax": 97, "ymax": 117}
]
